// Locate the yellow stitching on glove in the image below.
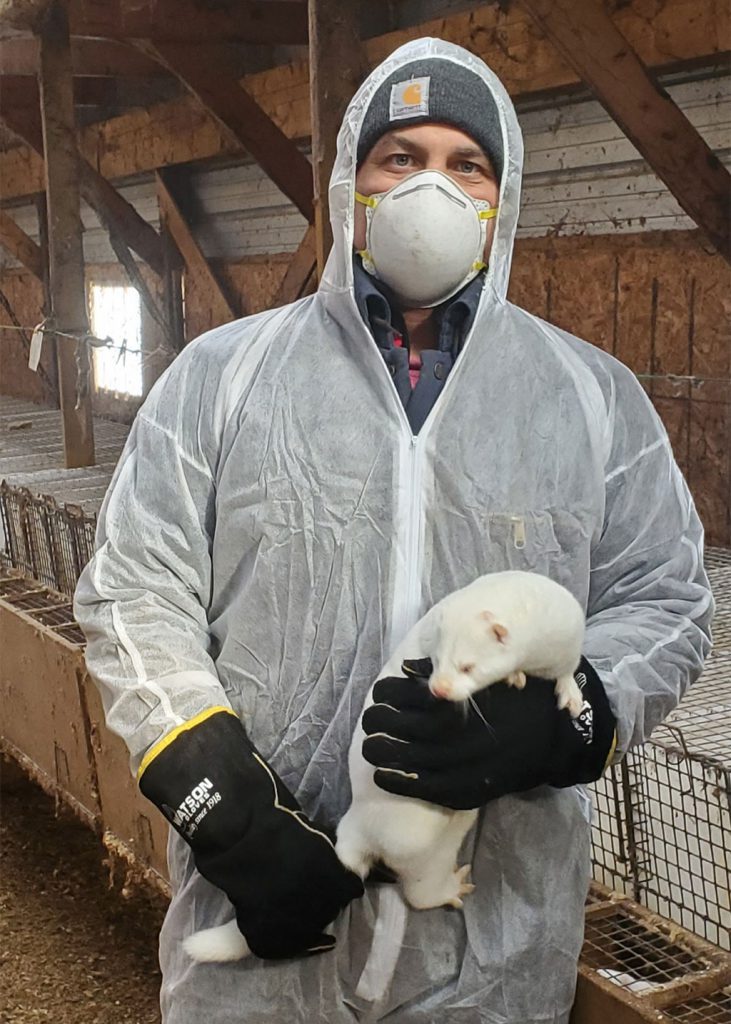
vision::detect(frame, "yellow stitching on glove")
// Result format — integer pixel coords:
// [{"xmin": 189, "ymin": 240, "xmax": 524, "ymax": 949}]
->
[
  {"xmin": 250, "ymin": 751, "xmax": 337, "ymax": 850},
  {"xmin": 603, "ymin": 730, "xmax": 618, "ymax": 772}
]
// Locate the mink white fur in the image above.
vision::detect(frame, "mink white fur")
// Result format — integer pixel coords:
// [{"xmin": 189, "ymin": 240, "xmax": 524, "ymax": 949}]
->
[{"xmin": 184, "ymin": 570, "xmax": 585, "ymax": 962}]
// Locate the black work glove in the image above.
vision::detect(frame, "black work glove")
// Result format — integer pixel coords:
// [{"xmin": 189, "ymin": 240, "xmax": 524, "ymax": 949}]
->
[
  {"xmin": 139, "ymin": 708, "xmax": 364, "ymax": 959},
  {"xmin": 362, "ymin": 657, "xmax": 617, "ymax": 810}
]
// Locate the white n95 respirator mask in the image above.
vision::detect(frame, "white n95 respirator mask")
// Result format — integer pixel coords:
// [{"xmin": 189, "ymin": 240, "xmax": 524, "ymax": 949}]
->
[{"xmin": 355, "ymin": 170, "xmax": 498, "ymax": 308}]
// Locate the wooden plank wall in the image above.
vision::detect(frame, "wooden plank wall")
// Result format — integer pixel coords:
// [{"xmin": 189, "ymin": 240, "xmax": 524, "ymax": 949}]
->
[
  {"xmin": 1, "ymin": 230, "xmax": 729, "ymax": 544},
  {"xmin": 510, "ymin": 231, "xmax": 731, "ymax": 546}
]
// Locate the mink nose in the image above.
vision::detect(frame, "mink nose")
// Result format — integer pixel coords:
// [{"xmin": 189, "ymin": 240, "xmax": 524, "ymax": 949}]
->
[{"xmin": 430, "ymin": 676, "xmax": 453, "ymax": 700}]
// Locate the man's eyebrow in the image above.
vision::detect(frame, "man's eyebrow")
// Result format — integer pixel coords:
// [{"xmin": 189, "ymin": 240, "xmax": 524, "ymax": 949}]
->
[
  {"xmin": 452, "ymin": 145, "xmax": 489, "ymax": 160},
  {"xmin": 375, "ymin": 133, "xmax": 423, "ymax": 153}
]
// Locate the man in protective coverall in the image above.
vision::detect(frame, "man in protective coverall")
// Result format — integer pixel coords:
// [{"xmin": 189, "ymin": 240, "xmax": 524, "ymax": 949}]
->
[{"xmin": 74, "ymin": 37, "xmax": 713, "ymax": 1024}]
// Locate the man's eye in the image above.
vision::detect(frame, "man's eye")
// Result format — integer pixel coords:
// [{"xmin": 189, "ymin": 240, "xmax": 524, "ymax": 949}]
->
[
  {"xmin": 390, "ymin": 153, "xmax": 412, "ymax": 167},
  {"xmin": 458, "ymin": 161, "xmax": 478, "ymax": 174}
]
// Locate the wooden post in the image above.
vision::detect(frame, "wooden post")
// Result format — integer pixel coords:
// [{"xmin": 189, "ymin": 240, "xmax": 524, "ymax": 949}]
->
[
  {"xmin": 272, "ymin": 224, "xmax": 317, "ymax": 307},
  {"xmin": 38, "ymin": 0, "xmax": 95, "ymax": 467},
  {"xmin": 308, "ymin": 0, "xmax": 364, "ymax": 277}
]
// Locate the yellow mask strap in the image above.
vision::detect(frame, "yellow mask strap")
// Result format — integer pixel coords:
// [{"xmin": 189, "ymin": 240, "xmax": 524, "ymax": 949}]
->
[
  {"xmin": 479, "ymin": 207, "xmax": 499, "ymax": 220},
  {"xmin": 355, "ymin": 190, "xmax": 378, "ymax": 208}
]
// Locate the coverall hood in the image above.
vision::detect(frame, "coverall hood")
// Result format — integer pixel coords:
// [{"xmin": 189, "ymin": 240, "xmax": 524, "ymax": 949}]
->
[{"xmin": 322, "ymin": 36, "xmax": 522, "ymax": 308}]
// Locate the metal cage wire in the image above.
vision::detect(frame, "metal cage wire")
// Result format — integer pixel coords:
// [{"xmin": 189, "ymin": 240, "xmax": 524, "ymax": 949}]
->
[
  {"xmin": 590, "ymin": 548, "xmax": 731, "ymax": 953},
  {"xmin": 0, "ymin": 481, "xmax": 96, "ymax": 597}
]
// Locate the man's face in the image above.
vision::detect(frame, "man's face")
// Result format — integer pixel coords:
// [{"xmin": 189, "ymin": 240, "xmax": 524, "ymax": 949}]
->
[{"xmin": 353, "ymin": 122, "xmax": 500, "ymax": 257}]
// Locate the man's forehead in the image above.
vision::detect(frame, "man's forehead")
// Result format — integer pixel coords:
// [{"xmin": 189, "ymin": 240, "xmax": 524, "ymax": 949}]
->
[{"xmin": 369, "ymin": 123, "xmax": 489, "ymax": 158}]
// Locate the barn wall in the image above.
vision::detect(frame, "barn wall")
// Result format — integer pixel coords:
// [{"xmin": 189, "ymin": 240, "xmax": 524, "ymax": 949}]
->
[
  {"xmin": 509, "ymin": 231, "xmax": 731, "ymax": 548},
  {"xmin": 0, "ymin": 71, "xmax": 728, "ymax": 541}
]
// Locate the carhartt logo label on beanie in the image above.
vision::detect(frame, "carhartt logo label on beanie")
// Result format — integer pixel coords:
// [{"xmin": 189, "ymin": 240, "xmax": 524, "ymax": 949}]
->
[{"xmin": 390, "ymin": 76, "xmax": 431, "ymax": 120}]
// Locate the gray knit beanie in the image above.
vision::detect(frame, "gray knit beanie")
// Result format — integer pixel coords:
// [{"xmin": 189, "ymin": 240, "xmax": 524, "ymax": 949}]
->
[{"xmin": 357, "ymin": 57, "xmax": 504, "ymax": 182}]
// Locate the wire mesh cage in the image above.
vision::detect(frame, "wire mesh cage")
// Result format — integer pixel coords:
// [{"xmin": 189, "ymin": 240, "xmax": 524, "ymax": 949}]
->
[
  {"xmin": 0, "ymin": 568, "xmax": 86, "ymax": 647},
  {"xmin": 663, "ymin": 990, "xmax": 731, "ymax": 1022},
  {"xmin": 591, "ymin": 548, "xmax": 731, "ymax": 953},
  {"xmin": 0, "ymin": 482, "xmax": 97, "ymax": 597},
  {"xmin": 578, "ymin": 885, "xmax": 731, "ymax": 1021}
]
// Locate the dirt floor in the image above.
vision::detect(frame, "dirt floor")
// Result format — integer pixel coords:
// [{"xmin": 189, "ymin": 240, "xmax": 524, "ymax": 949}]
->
[{"xmin": 0, "ymin": 759, "xmax": 167, "ymax": 1024}]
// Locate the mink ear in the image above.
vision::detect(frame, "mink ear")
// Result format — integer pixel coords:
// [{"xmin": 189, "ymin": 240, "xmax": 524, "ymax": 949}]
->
[
  {"xmin": 479, "ymin": 611, "xmax": 508, "ymax": 642},
  {"xmin": 492, "ymin": 623, "xmax": 509, "ymax": 644}
]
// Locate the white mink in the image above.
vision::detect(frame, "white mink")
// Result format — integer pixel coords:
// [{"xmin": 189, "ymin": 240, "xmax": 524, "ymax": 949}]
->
[
  {"xmin": 185, "ymin": 570, "xmax": 585, "ymax": 961},
  {"xmin": 335, "ymin": 570, "xmax": 585, "ymax": 911}
]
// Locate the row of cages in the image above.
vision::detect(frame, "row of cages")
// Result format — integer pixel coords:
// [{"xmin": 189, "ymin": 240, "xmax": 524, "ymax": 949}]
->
[{"xmin": 0, "ymin": 481, "xmax": 97, "ymax": 598}]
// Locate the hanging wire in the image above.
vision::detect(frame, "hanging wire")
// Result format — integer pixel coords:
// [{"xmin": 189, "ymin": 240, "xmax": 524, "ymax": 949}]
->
[
  {"xmin": 0, "ymin": 320, "xmax": 155, "ymax": 356},
  {"xmin": 0, "ymin": 322, "xmax": 729, "ymax": 386}
]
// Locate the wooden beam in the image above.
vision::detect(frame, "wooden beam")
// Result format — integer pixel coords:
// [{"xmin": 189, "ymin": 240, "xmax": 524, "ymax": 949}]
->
[
  {"xmin": 1, "ymin": 105, "xmax": 166, "ymax": 276},
  {"xmin": 157, "ymin": 192, "xmax": 185, "ymax": 354},
  {"xmin": 0, "ymin": 36, "xmax": 168, "ymax": 77},
  {"xmin": 0, "ymin": 0, "xmax": 728, "ymax": 203},
  {"xmin": 518, "ymin": 0, "xmax": 731, "ymax": 263},
  {"xmin": 272, "ymin": 224, "xmax": 317, "ymax": 307},
  {"xmin": 145, "ymin": 42, "xmax": 314, "ymax": 222},
  {"xmin": 38, "ymin": 0, "xmax": 95, "ymax": 467},
  {"xmin": 155, "ymin": 168, "xmax": 237, "ymax": 325},
  {"xmin": 38, "ymin": 0, "xmax": 308, "ymax": 45},
  {"xmin": 0, "ymin": 208, "xmax": 43, "ymax": 278},
  {"xmin": 308, "ymin": 0, "xmax": 363, "ymax": 277},
  {"xmin": 1, "ymin": 74, "xmax": 120, "ymax": 108}
]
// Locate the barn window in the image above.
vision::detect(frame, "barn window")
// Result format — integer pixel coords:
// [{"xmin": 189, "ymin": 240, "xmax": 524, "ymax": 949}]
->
[{"xmin": 88, "ymin": 283, "xmax": 143, "ymax": 397}]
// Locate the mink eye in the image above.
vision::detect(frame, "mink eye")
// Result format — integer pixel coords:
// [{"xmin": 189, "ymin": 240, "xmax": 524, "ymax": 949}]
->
[{"xmin": 459, "ymin": 663, "xmax": 475, "ymax": 674}]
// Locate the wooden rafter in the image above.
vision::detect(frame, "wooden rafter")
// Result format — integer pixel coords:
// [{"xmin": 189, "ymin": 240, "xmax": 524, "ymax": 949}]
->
[
  {"xmin": 144, "ymin": 42, "xmax": 314, "ymax": 222},
  {"xmin": 272, "ymin": 224, "xmax": 317, "ymax": 307},
  {"xmin": 157, "ymin": 201, "xmax": 185, "ymax": 354},
  {"xmin": 0, "ymin": 36, "xmax": 167, "ymax": 77},
  {"xmin": 1, "ymin": 74, "xmax": 121, "ymax": 108},
  {"xmin": 1, "ymin": 0, "xmax": 728, "ymax": 203},
  {"xmin": 518, "ymin": 0, "xmax": 731, "ymax": 263},
  {"xmin": 0, "ymin": 208, "xmax": 43, "ymax": 279},
  {"xmin": 155, "ymin": 168, "xmax": 237, "ymax": 325},
  {"xmin": 38, "ymin": 0, "xmax": 94, "ymax": 467},
  {"xmin": 0, "ymin": 0, "xmax": 309, "ymax": 44},
  {"xmin": 308, "ymin": 0, "xmax": 363, "ymax": 276},
  {"xmin": 1, "ymin": 105, "xmax": 166, "ymax": 276}
]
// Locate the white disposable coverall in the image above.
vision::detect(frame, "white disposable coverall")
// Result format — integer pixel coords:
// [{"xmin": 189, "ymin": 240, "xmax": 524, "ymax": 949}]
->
[{"xmin": 74, "ymin": 37, "xmax": 713, "ymax": 1024}]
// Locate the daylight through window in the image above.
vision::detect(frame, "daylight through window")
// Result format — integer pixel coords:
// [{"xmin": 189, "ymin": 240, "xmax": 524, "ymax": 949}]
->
[{"xmin": 88, "ymin": 284, "xmax": 143, "ymax": 397}]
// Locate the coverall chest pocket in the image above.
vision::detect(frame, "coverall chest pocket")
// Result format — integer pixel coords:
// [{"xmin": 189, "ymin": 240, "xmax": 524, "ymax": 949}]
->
[{"xmin": 482, "ymin": 510, "xmax": 561, "ymax": 575}]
